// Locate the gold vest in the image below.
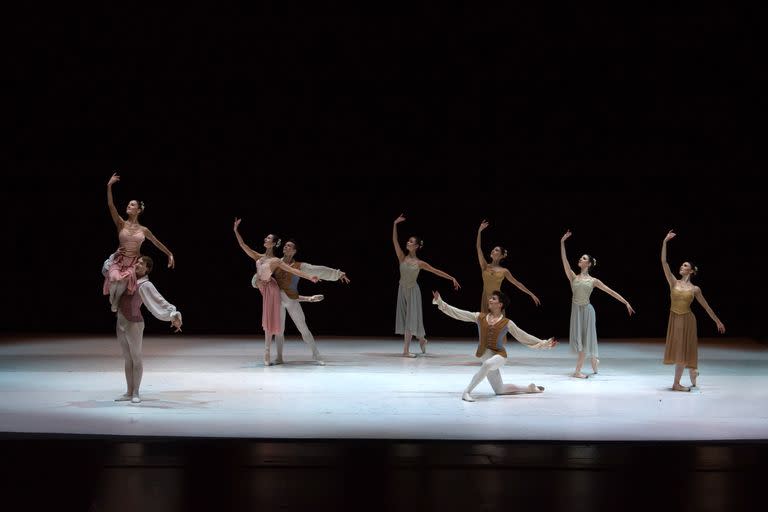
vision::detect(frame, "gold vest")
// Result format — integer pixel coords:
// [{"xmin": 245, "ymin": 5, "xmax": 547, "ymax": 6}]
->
[{"xmin": 476, "ymin": 313, "xmax": 510, "ymax": 358}]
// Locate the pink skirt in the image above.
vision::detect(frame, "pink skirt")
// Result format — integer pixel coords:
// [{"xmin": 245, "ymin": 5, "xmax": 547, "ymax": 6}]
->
[
  {"xmin": 258, "ymin": 278, "xmax": 282, "ymax": 336},
  {"xmin": 102, "ymin": 254, "xmax": 140, "ymax": 296}
]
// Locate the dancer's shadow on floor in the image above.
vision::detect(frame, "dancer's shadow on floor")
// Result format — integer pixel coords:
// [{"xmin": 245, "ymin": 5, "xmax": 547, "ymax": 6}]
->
[{"xmin": 65, "ymin": 390, "xmax": 219, "ymax": 410}]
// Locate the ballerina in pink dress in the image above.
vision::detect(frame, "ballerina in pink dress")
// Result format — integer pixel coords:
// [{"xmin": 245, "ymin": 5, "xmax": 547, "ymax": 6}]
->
[
  {"xmin": 233, "ymin": 218, "xmax": 319, "ymax": 366},
  {"xmin": 103, "ymin": 172, "xmax": 175, "ymax": 312}
]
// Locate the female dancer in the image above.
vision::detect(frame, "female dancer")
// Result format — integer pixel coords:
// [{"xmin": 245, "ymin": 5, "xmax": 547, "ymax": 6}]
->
[
  {"xmin": 393, "ymin": 214, "xmax": 460, "ymax": 357},
  {"xmin": 560, "ymin": 230, "xmax": 635, "ymax": 378},
  {"xmin": 104, "ymin": 172, "xmax": 175, "ymax": 312},
  {"xmin": 661, "ymin": 230, "xmax": 725, "ymax": 391},
  {"xmin": 233, "ymin": 218, "xmax": 318, "ymax": 366},
  {"xmin": 476, "ymin": 220, "xmax": 541, "ymax": 313},
  {"xmin": 432, "ymin": 290, "xmax": 556, "ymax": 402}
]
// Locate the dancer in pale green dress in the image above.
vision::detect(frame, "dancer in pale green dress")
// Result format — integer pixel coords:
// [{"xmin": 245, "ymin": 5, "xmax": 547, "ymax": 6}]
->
[
  {"xmin": 560, "ymin": 230, "xmax": 635, "ymax": 378},
  {"xmin": 392, "ymin": 214, "xmax": 461, "ymax": 357}
]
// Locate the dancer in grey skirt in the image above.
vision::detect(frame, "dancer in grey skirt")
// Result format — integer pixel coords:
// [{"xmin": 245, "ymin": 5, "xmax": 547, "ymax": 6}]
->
[
  {"xmin": 560, "ymin": 230, "xmax": 635, "ymax": 378},
  {"xmin": 393, "ymin": 214, "xmax": 461, "ymax": 357}
]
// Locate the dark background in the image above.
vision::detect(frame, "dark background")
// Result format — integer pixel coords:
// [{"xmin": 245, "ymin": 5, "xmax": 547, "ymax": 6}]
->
[{"xmin": 4, "ymin": 7, "xmax": 763, "ymax": 340}]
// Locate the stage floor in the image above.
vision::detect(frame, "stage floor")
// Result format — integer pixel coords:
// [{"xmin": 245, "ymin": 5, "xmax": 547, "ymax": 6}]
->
[{"xmin": 1, "ymin": 336, "xmax": 766, "ymax": 440}]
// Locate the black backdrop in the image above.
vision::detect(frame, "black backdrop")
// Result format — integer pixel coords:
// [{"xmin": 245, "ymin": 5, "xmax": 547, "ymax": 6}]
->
[{"xmin": 4, "ymin": 8, "xmax": 763, "ymax": 340}]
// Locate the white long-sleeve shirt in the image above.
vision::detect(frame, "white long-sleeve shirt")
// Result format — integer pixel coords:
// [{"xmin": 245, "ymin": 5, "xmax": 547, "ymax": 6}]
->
[
  {"xmin": 433, "ymin": 296, "xmax": 550, "ymax": 350},
  {"xmin": 135, "ymin": 277, "xmax": 182, "ymax": 323}
]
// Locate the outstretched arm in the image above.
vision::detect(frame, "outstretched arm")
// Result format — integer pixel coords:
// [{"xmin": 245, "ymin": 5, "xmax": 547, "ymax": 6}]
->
[
  {"xmin": 694, "ymin": 286, "xmax": 726, "ymax": 333},
  {"xmin": 594, "ymin": 279, "xmax": 635, "ymax": 315},
  {"xmin": 276, "ymin": 261, "xmax": 319, "ymax": 283},
  {"xmin": 476, "ymin": 220, "xmax": 489, "ymax": 270},
  {"xmin": 233, "ymin": 218, "xmax": 263, "ymax": 261},
  {"xmin": 560, "ymin": 230, "xmax": 576, "ymax": 282},
  {"xmin": 431, "ymin": 291, "xmax": 479, "ymax": 323},
  {"xmin": 144, "ymin": 228, "xmax": 175, "ymax": 269},
  {"xmin": 392, "ymin": 214, "xmax": 406, "ymax": 262},
  {"xmin": 137, "ymin": 281, "xmax": 183, "ymax": 332},
  {"xmin": 505, "ymin": 319, "xmax": 557, "ymax": 350},
  {"xmin": 299, "ymin": 263, "xmax": 350, "ymax": 283},
  {"xmin": 420, "ymin": 260, "xmax": 461, "ymax": 290},
  {"xmin": 107, "ymin": 173, "xmax": 125, "ymax": 229},
  {"xmin": 504, "ymin": 269, "xmax": 541, "ymax": 306},
  {"xmin": 661, "ymin": 230, "xmax": 677, "ymax": 287}
]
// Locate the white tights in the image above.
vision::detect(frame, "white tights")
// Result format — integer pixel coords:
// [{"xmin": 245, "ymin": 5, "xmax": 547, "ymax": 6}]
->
[{"xmin": 116, "ymin": 313, "xmax": 144, "ymax": 398}]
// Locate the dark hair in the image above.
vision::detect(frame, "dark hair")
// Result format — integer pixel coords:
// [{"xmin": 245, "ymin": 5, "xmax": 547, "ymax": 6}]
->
[
  {"xmin": 284, "ymin": 239, "xmax": 298, "ymax": 251},
  {"xmin": 683, "ymin": 260, "xmax": 699, "ymax": 276},
  {"xmin": 585, "ymin": 254, "xmax": 597, "ymax": 269},
  {"xmin": 140, "ymin": 255, "xmax": 154, "ymax": 274},
  {"xmin": 129, "ymin": 199, "xmax": 145, "ymax": 214},
  {"xmin": 494, "ymin": 245, "xmax": 509, "ymax": 261},
  {"xmin": 491, "ymin": 290, "xmax": 511, "ymax": 311},
  {"xmin": 409, "ymin": 235, "xmax": 424, "ymax": 250},
  {"xmin": 266, "ymin": 233, "xmax": 282, "ymax": 248}
]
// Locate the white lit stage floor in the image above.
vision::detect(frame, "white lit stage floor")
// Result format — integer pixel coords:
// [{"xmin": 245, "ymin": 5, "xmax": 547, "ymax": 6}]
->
[{"xmin": 1, "ymin": 336, "xmax": 766, "ymax": 441}]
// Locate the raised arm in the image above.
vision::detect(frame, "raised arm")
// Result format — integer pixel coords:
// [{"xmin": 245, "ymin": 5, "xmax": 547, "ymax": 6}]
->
[
  {"xmin": 431, "ymin": 291, "xmax": 479, "ymax": 322},
  {"xmin": 107, "ymin": 173, "xmax": 125, "ymax": 229},
  {"xmin": 233, "ymin": 218, "xmax": 263, "ymax": 261},
  {"xmin": 594, "ymin": 279, "xmax": 635, "ymax": 315},
  {"xmin": 694, "ymin": 286, "xmax": 726, "ymax": 333},
  {"xmin": 661, "ymin": 230, "xmax": 677, "ymax": 287},
  {"xmin": 420, "ymin": 260, "xmax": 461, "ymax": 290},
  {"xmin": 476, "ymin": 220, "xmax": 489, "ymax": 270},
  {"xmin": 144, "ymin": 228, "xmax": 175, "ymax": 269},
  {"xmin": 560, "ymin": 230, "xmax": 576, "ymax": 282},
  {"xmin": 392, "ymin": 214, "xmax": 406, "ymax": 262},
  {"xmin": 504, "ymin": 269, "xmax": 541, "ymax": 306}
]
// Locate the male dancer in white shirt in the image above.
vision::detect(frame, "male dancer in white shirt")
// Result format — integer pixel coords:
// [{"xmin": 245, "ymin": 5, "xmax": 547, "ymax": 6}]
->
[
  {"xmin": 270, "ymin": 239, "xmax": 350, "ymax": 365},
  {"xmin": 103, "ymin": 252, "xmax": 182, "ymax": 403}
]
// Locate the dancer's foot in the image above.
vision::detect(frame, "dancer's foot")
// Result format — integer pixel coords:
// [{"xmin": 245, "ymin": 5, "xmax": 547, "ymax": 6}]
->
[
  {"xmin": 672, "ymin": 384, "xmax": 691, "ymax": 392},
  {"xmin": 308, "ymin": 294, "xmax": 324, "ymax": 303},
  {"xmin": 131, "ymin": 394, "xmax": 141, "ymax": 404},
  {"xmin": 274, "ymin": 358, "xmax": 284, "ymax": 365},
  {"xmin": 591, "ymin": 358, "xmax": 600, "ymax": 374},
  {"xmin": 527, "ymin": 383, "xmax": 545, "ymax": 393},
  {"xmin": 402, "ymin": 352, "xmax": 417, "ymax": 358},
  {"xmin": 690, "ymin": 369, "xmax": 699, "ymax": 388},
  {"xmin": 314, "ymin": 356, "xmax": 325, "ymax": 366},
  {"xmin": 263, "ymin": 358, "xmax": 273, "ymax": 367},
  {"xmin": 462, "ymin": 392, "xmax": 476, "ymax": 402},
  {"xmin": 419, "ymin": 338, "xmax": 428, "ymax": 354},
  {"xmin": 572, "ymin": 372, "xmax": 588, "ymax": 379},
  {"xmin": 115, "ymin": 393, "xmax": 132, "ymax": 402}
]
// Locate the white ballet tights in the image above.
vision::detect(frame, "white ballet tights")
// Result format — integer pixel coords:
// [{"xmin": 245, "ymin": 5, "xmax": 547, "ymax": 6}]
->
[
  {"xmin": 274, "ymin": 291, "xmax": 322, "ymax": 362},
  {"xmin": 463, "ymin": 350, "xmax": 541, "ymax": 401},
  {"xmin": 116, "ymin": 313, "xmax": 143, "ymax": 403}
]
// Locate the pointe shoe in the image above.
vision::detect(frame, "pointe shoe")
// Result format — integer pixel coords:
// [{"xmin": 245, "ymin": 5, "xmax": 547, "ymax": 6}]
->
[
  {"xmin": 131, "ymin": 395, "xmax": 141, "ymax": 404},
  {"xmin": 419, "ymin": 338, "xmax": 428, "ymax": 354},
  {"xmin": 462, "ymin": 392, "xmax": 476, "ymax": 402},
  {"xmin": 115, "ymin": 394, "xmax": 132, "ymax": 402},
  {"xmin": 274, "ymin": 358, "xmax": 284, "ymax": 365},
  {"xmin": 591, "ymin": 358, "xmax": 600, "ymax": 374},
  {"xmin": 308, "ymin": 295, "xmax": 324, "ymax": 303},
  {"xmin": 690, "ymin": 369, "xmax": 699, "ymax": 388},
  {"xmin": 314, "ymin": 355, "xmax": 326, "ymax": 366},
  {"xmin": 572, "ymin": 372, "xmax": 588, "ymax": 379},
  {"xmin": 402, "ymin": 352, "xmax": 417, "ymax": 358},
  {"xmin": 672, "ymin": 384, "xmax": 691, "ymax": 392},
  {"xmin": 527, "ymin": 383, "xmax": 545, "ymax": 393}
]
